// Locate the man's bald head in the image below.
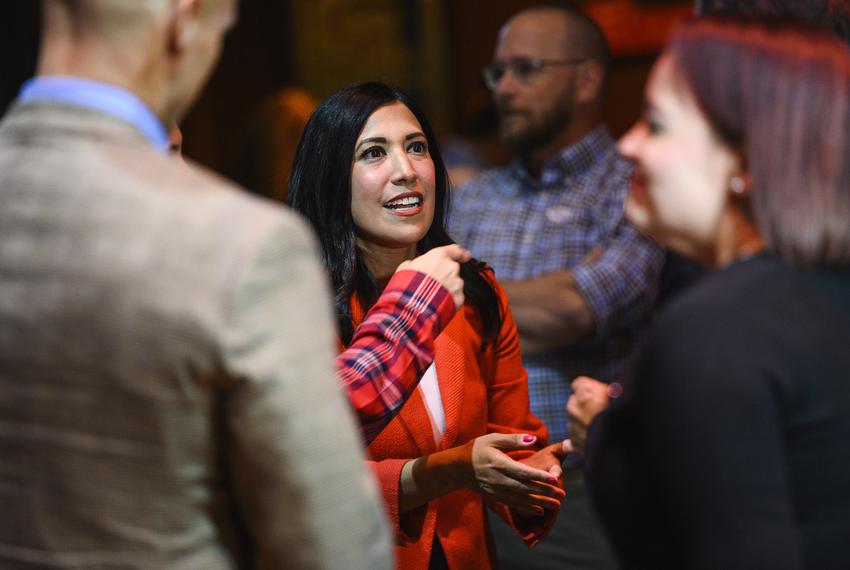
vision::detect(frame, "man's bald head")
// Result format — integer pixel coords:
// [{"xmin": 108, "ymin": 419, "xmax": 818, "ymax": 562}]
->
[
  {"xmin": 38, "ymin": 0, "xmax": 237, "ymax": 127},
  {"xmin": 43, "ymin": 0, "xmax": 167, "ymax": 41},
  {"xmin": 507, "ymin": 5, "xmax": 611, "ymax": 78}
]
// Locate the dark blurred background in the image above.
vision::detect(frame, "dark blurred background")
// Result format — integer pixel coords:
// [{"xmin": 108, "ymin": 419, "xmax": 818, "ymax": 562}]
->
[{"xmin": 1, "ymin": 0, "xmax": 692, "ymax": 180}]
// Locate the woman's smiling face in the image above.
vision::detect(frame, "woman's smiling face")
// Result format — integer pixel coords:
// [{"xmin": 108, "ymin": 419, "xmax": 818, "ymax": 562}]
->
[
  {"xmin": 350, "ymin": 102, "xmax": 436, "ymax": 255},
  {"xmin": 617, "ymin": 54, "xmax": 742, "ymax": 263}
]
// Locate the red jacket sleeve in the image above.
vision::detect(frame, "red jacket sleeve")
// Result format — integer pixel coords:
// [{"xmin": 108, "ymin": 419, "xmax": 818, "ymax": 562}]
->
[{"xmin": 337, "ymin": 269, "xmax": 456, "ymax": 444}]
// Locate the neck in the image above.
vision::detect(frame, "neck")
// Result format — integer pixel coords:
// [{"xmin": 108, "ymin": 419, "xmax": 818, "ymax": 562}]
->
[
  {"xmin": 37, "ymin": 10, "xmax": 171, "ymax": 125},
  {"xmin": 357, "ymin": 240, "xmax": 418, "ymax": 286},
  {"xmin": 711, "ymin": 207, "xmax": 766, "ymax": 267}
]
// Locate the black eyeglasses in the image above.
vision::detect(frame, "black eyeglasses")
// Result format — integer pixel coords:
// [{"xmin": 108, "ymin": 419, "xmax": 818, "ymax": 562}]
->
[{"xmin": 482, "ymin": 57, "xmax": 586, "ymax": 90}]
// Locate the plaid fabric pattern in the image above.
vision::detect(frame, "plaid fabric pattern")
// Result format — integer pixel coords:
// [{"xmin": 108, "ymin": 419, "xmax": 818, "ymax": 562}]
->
[
  {"xmin": 447, "ymin": 126, "xmax": 663, "ymax": 441},
  {"xmin": 338, "ymin": 269, "xmax": 455, "ymax": 444}
]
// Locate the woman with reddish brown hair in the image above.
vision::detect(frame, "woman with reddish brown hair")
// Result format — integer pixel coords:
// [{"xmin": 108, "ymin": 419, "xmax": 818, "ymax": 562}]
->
[{"xmin": 568, "ymin": 16, "xmax": 850, "ymax": 569}]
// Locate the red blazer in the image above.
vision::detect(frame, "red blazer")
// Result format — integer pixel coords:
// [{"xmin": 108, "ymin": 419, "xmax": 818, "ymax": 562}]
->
[{"xmin": 351, "ymin": 275, "xmax": 555, "ymax": 569}]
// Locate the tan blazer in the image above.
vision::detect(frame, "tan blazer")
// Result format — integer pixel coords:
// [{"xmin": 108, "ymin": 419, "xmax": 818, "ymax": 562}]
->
[{"xmin": 0, "ymin": 100, "xmax": 391, "ymax": 569}]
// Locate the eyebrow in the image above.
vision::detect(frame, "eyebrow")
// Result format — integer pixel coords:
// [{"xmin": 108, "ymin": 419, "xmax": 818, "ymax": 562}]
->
[{"xmin": 355, "ymin": 132, "xmax": 426, "ymax": 152}]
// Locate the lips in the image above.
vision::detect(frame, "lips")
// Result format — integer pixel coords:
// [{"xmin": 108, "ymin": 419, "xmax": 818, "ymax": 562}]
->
[{"xmin": 383, "ymin": 192, "xmax": 424, "ymax": 216}]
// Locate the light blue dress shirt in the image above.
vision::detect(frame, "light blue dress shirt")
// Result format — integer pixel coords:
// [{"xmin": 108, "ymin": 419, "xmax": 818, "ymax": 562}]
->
[{"xmin": 19, "ymin": 75, "xmax": 169, "ymax": 153}]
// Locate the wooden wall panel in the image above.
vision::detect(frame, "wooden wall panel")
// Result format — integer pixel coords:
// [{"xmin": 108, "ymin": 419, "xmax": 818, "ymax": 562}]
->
[
  {"xmin": 584, "ymin": 0, "xmax": 694, "ymax": 55},
  {"xmin": 1, "ymin": 0, "xmax": 693, "ymax": 174}
]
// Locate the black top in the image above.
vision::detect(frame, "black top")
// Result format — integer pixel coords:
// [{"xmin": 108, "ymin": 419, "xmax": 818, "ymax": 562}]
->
[{"xmin": 586, "ymin": 254, "xmax": 850, "ymax": 570}]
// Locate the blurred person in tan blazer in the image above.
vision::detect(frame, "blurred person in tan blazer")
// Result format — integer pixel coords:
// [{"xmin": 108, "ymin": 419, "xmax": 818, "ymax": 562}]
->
[{"xmin": 0, "ymin": 1, "xmax": 467, "ymax": 568}]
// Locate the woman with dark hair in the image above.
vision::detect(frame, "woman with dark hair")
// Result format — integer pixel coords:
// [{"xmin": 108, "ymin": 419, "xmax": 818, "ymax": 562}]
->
[
  {"xmin": 289, "ymin": 82, "xmax": 566, "ymax": 568},
  {"xmin": 566, "ymin": 16, "xmax": 850, "ymax": 569}
]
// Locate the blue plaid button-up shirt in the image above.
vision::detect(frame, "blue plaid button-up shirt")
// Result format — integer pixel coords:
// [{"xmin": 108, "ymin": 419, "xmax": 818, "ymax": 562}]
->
[{"xmin": 447, "ymin": 126, "xmax": 664, "ymax": 442}]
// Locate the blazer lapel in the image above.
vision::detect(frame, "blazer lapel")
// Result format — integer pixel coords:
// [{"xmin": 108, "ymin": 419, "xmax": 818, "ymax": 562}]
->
[
  {"xmin": 393, "ymin": 387, "xmax": 437, "ymax": 456},
  {"xmin": 434, "ymin": 311, "xmax": 469, "ymax": 451}
]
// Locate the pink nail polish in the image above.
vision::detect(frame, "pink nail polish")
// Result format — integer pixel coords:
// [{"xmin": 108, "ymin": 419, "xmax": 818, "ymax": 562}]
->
[{"xmin": 522, "ymin": 434, "xmax": 535, "ymax": 443}]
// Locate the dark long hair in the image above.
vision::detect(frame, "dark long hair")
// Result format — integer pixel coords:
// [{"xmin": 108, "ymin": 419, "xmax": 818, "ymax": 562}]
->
[
  {"xmin": 668, "ymin": 16, "xmax": 850, "ymax": 267},
  {"xmin": 288, "ymin": 82, "xmax": 502, "ymax": 345}
]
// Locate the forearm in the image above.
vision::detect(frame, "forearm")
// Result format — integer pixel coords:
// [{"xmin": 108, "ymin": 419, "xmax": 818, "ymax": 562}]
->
[
  {"xmin": 398, "ymin": 432, "xmax": 563, "ymax": 518},
  {"xmin": 338, "ymin": 269, "xmax": 456, "ymax": 443},
  {"xmin": 502, "ymin": 271, "xmax": 595, "ymax": 353},
  {"xmin": 398, "ymin": 443, "xmax": 473, "ymax": 513}
]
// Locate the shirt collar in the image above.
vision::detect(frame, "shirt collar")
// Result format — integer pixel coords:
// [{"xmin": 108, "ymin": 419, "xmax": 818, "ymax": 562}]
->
[
  {"xmin": 511, "ymin": 125, "xmax": 615, "ymax": 188},
  {"xmin": 19, "ymin": 76, "xmax": 169, "ymax": 153}
]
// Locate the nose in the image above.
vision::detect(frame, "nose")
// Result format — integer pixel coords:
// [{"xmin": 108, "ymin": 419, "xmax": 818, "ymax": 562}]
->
[
  {"xmin": 617, "ymin": 121, "xmax": 646, "ymax": 161},
  {"xmin": 391, "ymin": 150, "xmax": 418, "ymax": 185}
]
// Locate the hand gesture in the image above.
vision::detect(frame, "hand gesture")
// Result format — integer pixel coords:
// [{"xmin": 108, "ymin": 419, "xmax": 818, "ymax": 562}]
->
[
  {"xmin": 567, "ymin": 376, "xmax": 616, "ymax": 455},
  {"xmin": 396, "ymin": 244, "xmax": 471, "ymax": 309},
  {"xmin": 467, "ymin": 433, "xmax": 565, "ymax": 517},
  {"xmin": 521, "ymin": 440, "xmax": 572, "ymax": 481}
]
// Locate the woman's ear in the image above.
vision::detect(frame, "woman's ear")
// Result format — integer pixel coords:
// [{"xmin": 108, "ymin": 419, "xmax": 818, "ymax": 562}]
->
[{"xmin": 167, "ymin": 0, "xmax": 202, "ymax": 56}]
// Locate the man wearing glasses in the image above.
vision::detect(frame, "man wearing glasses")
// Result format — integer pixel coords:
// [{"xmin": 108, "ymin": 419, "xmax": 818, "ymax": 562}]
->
[{"xmin": 448, "ymin": 5, "xmax": 663, "ymax": 569}]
